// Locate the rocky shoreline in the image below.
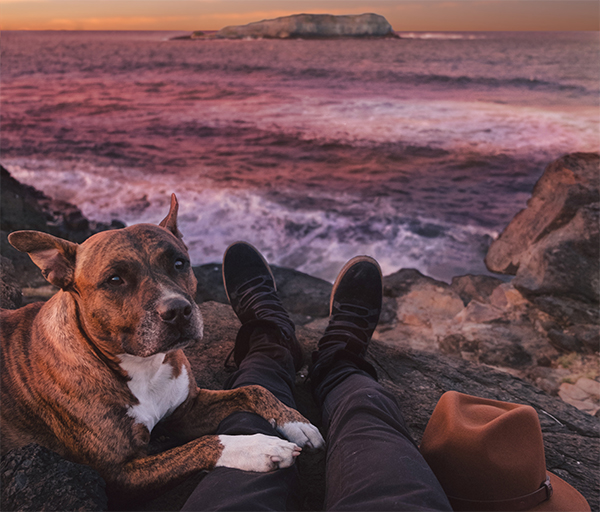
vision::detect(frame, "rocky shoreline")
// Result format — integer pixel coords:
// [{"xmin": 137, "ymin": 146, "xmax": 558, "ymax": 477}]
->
[{"xmin": 1, "ymin": 153, "xmax": 598, "ymax": 511}]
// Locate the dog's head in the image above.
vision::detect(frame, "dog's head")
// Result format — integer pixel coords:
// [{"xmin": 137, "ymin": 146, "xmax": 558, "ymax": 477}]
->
[{"xmin": 8, "ymin": 194, "xmax": 203, "ymax": 357}]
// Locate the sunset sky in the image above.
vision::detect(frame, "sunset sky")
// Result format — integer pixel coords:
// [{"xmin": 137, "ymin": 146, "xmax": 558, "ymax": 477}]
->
[{"xmin": 0, "ymin": 0, "xmax": 598, "ymax": 32}]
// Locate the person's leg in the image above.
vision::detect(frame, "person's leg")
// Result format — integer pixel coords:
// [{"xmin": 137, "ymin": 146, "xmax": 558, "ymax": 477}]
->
[
  {"xmin": 310, "ymin": 257, "xmax": 452, "ymax": 511},
  {"xmin": 181, "ymin": 243, "xmax": 307, "ymax": 512}
]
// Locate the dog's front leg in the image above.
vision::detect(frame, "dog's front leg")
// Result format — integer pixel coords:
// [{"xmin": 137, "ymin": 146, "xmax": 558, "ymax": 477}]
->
[
  {"xmin": 108, "ymin": 432, "xmax": 299, "ymax": 504},
  {"xmin": 167, "ymin": 385, "xmax": 325, "ymax": 449}
]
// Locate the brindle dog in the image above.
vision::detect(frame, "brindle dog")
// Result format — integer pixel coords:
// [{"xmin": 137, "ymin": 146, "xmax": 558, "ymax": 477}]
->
[{"xmin": 1, "ymin": 194, "xmax": 324, "ymax": 504}]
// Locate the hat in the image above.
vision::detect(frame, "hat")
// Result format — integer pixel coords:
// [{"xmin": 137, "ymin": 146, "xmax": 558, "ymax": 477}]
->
[{"xmin": 420, "ymin": 391, "xmax": 590, "ymax": 511}]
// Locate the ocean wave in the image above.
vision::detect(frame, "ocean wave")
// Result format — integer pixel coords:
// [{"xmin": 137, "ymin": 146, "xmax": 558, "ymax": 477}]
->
[
  {"xmin": 398, "ymin": 32, "xmax": 485, "ymax": 40},
  {"xmin": 373, "ymin": 71, "xmax": 593, "ymax": 95},
  {"xmin": 5, "ymin": 160, "xmax": 498, "ymax": 283}
]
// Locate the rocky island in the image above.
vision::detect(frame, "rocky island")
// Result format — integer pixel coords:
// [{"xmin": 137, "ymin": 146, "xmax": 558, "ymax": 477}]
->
[
  {"xmin": 1, "ymin": 153, "xmax": 598, "ymax": 511},
  {"xmin": 187, "ymin": 13, "xmax": 397, "ymax": 40}
]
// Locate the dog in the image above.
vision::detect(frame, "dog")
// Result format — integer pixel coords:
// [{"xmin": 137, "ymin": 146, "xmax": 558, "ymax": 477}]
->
[{"xmin": 1, "ymin": 194, "xmax": 324, "ymax": 504}]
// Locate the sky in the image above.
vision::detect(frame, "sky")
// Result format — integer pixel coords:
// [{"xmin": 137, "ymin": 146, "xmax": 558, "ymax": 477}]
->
[{"xmin": 0, "ymin": 0, "xmax": 598, "ymax": 32}]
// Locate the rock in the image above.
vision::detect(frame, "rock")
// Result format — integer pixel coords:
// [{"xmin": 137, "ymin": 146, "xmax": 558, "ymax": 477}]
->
[
  {"xmin": 383, "ymin": 268, "xmax": 464, "ymax": 328},
  {"xmin": 193, "ymin": 263, "xmax": 228, "ymax": 305},
  {"xmin": 392, "ymin": 281, "xmax": 464, "ymax": 328},
  {"xmin": 1, "ymin": 443, "xmax": 107, "ymax": 512},
  {"xmin": 489, "ymin": 282, "xmax": 529, "ymax": 309},
  {"xmin": 440, "ymin": 325, "xmax": 533, "ymax": 369},
  {"xmin": 547, "ymin": 325, "xmax": 599, "ymax": 354},
  {"xmin": 558, "ymin": 381, "xmax": 600, "ymax": 416},
  {"xmin": 205, "ymin": 13, "xmax": 397, "ymax": 40},
  {"xmin": 526, "ymin": 366, "xmax": 571, "ymax": 396},
  {"xmin": 452, "ymin": 300, "xmax": 504, "ymax": 324},
  {"xmin": 532, "ymin": 294, "xmax": 599, "ymax": 328},
  {"xmin": 383, "ymin": 268, "xmax": 444, "ymax": 298},
  {"xmin": 513, "ymin": 203, "xmax": 599, "ymax": 303},
  {"xmin": 0, "ymin": 256, "xmax": 22, "ymax": 309},
  {"xmin": 450, "ymin": 274, "xmax": 504, "ymax": 306},
  {"xmin": 575, "ymin": 377, "xmax": 600, "ymax": 397},
  {"xmin": 1, "ymin": 165, "xmax": 125, "ymax": 295},
  {"xmin": 484, "ymin": 153, "xmax": 599, "ymax": 354},
  {"xmin": 163, "ymin": 301, "xmax": 598, "ymax": 512},
  {"xmin": 1, "ymin": 165, "xmax": 124, "ymax": 244},
  {"xmin": 485, "ymin": 153, "xmax": 599, "ymax": 276},
  {"xmin": 548, "ymin": 328, "xmax": 583, "ymax": 353}
]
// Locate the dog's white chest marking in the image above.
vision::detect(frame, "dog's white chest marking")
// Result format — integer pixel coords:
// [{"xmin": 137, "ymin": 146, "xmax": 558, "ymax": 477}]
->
[{"xmin": 119, "ymin": 353, "xmax": 189, "ymax": 432}]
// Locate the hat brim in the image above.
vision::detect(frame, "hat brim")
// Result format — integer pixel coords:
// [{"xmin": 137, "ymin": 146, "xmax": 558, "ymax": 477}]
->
[{"xmin": 531, "ymin": 472, "xmax": 590, "ymax": 512}]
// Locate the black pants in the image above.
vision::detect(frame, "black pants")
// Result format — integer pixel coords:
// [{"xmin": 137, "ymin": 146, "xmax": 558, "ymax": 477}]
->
[{"xmin": 181, "ymin": 331, "xmax": 451, "ymax": 511}]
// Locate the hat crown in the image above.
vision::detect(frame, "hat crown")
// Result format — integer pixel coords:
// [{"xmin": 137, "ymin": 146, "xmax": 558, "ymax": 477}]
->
[{"xmin": 421, "ymin": 392, "xmax": 546, "ymax": 502}]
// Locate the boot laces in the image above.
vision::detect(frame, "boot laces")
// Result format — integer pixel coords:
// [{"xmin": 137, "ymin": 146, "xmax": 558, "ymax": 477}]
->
[
  {"xmin": 321, "ymin": 301, "xmax": 379, "ymax": 347},
  {"xmin": 232, "ymin": 275, "xmax": 293, "ymax": 338}
]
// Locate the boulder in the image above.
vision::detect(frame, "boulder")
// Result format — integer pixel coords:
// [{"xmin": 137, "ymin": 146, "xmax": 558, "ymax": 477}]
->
[
  {"xmin": 1, "ymin": 443, "xmax": 107, "ymax": 512},
  {"xmin": 450, "ymin": 274, "xmax": 504, "ymax": 306},
  {"xmin": 485, "ymin": 153, "xmax": 599, "ymax": 276},
  {"xmin": 206, "ymin": 13, "xmax": 397, "ymax": 40},
  {"xmin": 1, "ymin": 165, "xmax": 125, "ymax": 294},
  {"xmin": 484, "ymin": 153, "xmax": 599, "ymax": 353},
  {"xmin": 513, "ymin": 203, "xmax": 599, "ymax": 303},
  {"xmin": 0, "ymin": 165, "xmax": 124, "ymax": 244}
]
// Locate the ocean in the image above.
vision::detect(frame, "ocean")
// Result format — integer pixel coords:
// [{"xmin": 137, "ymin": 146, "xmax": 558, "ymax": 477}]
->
[{"xmin": 1, "ymin": 30, "xmax": 598, "ymax": 282}]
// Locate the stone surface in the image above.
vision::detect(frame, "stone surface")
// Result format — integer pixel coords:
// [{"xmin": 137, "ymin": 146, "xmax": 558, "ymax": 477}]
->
[
  {"xmin": 485, "ymin": 152, "xmax": 599, "ymax": 276},
  {"xmin": 513, "ymin": 203, "xmax": 599, "ymax": 303},
  {"xmin": 204, "ymin": 13, "xmax": 396, "ymax": 40},
  {"xmin": 0, "ymin": 256, "xmax": 22, "ymax": 309},
  {"xmin": 1, "ymin": 443, "xmax": 107, "ymax": 512},
  {"xmin": 139, "ymin": 301, "xmax": 599, "ymax": 512},
  {"xmin": 559, "ymin": 381, "xmax": 600, "ymax": 416},
  {"xmin": 1, "ymin": 165, "xmax": 125, "ymax": 293},
  {"xmin": 450, "ymin": 274, "xmax": 504, "ymax": 306}
]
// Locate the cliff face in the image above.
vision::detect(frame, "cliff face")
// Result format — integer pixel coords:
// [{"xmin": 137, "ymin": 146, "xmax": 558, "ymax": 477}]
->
[{"xmin": 200, "ymin": 13, "xmax": 396, "ymax": 40}]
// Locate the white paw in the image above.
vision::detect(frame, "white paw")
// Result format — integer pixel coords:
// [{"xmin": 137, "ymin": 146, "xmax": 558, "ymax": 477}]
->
[
  {"xmin": 216, "ymin": 434, "xmax": 301, "ymax": 472},
  {"xmin": 276, "ymin": 421, "xmax": 325, "ymax": 450}
]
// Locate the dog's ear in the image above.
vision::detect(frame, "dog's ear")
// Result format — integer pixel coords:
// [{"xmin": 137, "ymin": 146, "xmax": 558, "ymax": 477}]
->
[
  {"xmin": 8, "ymin": 231, "xmax": 78, "ymax": 290},
  {"xmin": 159, "ymin": 193, "xmax": 183, "ymax": 239}
]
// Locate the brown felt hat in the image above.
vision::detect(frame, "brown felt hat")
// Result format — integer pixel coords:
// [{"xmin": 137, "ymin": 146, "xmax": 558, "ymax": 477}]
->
[{"xmin": 420, "ymin": 391, "xmax": 590, "ymax": 511}]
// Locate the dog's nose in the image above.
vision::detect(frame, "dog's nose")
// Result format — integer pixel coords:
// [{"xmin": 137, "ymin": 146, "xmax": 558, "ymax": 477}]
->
[{"xmin": 158, "ymin": 297, "xmax": 193, "ymax": 325}]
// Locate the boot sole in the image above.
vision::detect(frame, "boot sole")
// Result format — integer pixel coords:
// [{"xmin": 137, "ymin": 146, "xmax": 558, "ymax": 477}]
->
[
  {"xmin": 222, "ymin": 241, "xmax": 277, "ymax": 307},
  {"xmin": 330, "ymin": 255, "xmax": 382, "ymax": 316}
]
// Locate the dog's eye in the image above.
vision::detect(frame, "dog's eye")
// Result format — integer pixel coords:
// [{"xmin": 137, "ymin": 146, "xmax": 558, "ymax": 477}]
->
[
  {"xmin": 174, "ymin": 259, "xmax": 187, "ymax": 272},
  {"xmin": 108, "ymin": 275, "xmax": 124, "ymax": 286}
]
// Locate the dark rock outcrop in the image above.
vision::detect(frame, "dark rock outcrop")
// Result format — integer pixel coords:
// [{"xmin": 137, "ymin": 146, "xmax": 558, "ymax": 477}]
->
[
  {"xmin": 199, "ymin": 13, "xmax": 397, "ymax": 40},
  {"xmin": 485, "ymin": 153, "xmax": 599, "ymax": 301},
  {"xmin": 0, "ymin": 165, "xmax": 124, "ymax": 297},
  {"xmin": 0, "ymin": 256, "xmax": 22, "ymax": 309},
  {"xmin": 0, "ymin": 443, "xmax": 107, "ymax": 512},
  {"xmin": 1, "ymin": 165, "xmax": 124, "ymax": 243}
]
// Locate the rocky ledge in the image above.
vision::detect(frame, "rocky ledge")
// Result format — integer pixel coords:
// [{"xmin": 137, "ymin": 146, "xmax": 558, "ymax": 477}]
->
[
  {"xmin": 1, "ymin": 153, "xmax": 598, "ymax": 511},
  {"xmin": 187, "ymin": 13, "xmax": 398, "ymax": 40}
]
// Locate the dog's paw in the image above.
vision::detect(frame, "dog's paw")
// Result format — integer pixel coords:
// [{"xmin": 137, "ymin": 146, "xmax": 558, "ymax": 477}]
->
[
  {"xmin": 216, "ymin": 434, "xmax": 301, "ymax": 472},
  {"xmin": 275, "ymin": 421, "xmax": 325, "ymax": 450}
]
